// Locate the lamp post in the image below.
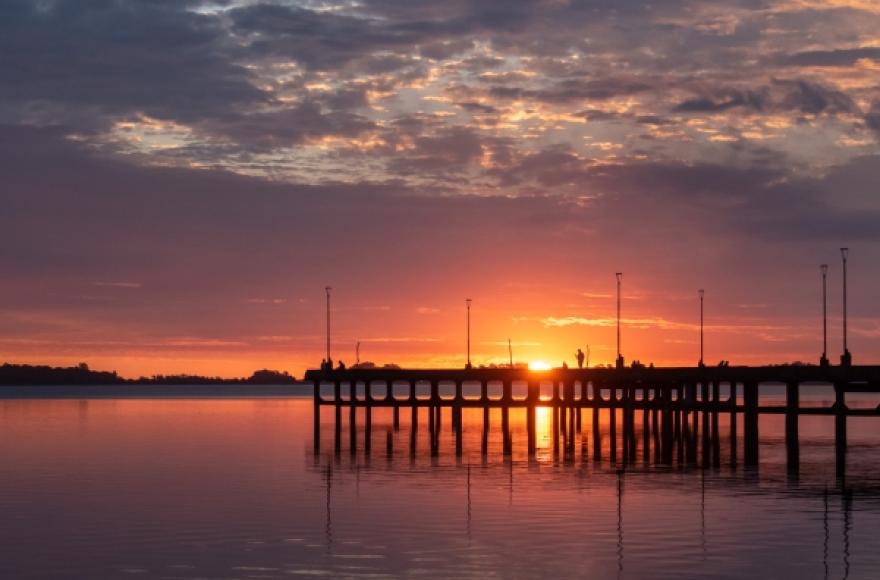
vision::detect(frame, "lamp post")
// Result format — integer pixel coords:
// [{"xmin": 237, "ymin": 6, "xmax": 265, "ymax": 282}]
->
[
  {"xmin": 616, "ymin": 273, "xmax": 624, "ymax": 369},
  {"xmin": 508, "ymin": 337, "xmax": 513, "ymax": 368},
  {"xmin": 466, "ymin": 298, "xmax": 472, "ymax": 369},
  {"xmin": 325, "ymin": 286, "xmax": 332, "ymax": 366},
  {"xmin": 820, "ymin": 264, "xmax": 829, "ymax": 366},
  {"xmin": 840, "ymin": 248, "xmax": 851, "ymax": 366},
  {"xmin": 699, "ymin": 289, "xmax": 705, "ymax": 367}
]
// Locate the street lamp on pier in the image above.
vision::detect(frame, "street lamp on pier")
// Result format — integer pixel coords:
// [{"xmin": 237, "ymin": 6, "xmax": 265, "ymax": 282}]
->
[
  {"xmin": 466, "ymin": 298, "xmax": 473, "ymax": 369},
  {"xmin": 840, "ymin": 248, "xmax": 851, "ymax": 366},
  {"xmin": 616, "ymin": 273, "xmax": 624, "ymax": 369},
  {"xmin": 325, "ymin": 286, "xmax": 332, "ymax": 367},
  {"xmin": 820, "ymin": 264, "xmax": 829, "ymax": 367},
  {"xmin": 699, "ymin": 289, "xmax": 705, "ymax": 367}
]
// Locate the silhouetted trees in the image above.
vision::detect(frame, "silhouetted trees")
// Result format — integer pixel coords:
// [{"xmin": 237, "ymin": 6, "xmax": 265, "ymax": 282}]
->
[
  {"xmin": 0, "ymin": 363, "xmax": 298, "ymax": 386},
  {"xmin": 0, "ymin": 363, "xmax": 119, "ymax": 385},
  {"xmin": 246, "ymin": 369, "xmax": 296, "ymax": 384}
]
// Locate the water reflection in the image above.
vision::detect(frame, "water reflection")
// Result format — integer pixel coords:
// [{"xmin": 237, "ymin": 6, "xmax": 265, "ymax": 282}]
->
[{"xmin": 1, "ymin": 398, "xmax": 880, "ymax": 579}]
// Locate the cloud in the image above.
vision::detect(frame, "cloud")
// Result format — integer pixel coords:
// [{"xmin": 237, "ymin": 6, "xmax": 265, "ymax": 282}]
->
[
  {"xmin": 672, "ymin": 80, "xmax": 857, "ymax": 116},
  {"xmin": 783, "ymin": 47, "xmax": 880, "ymax": 67},
  {"xmin": 0, "ymin": 0, "xmax": 266, "ymax": 129},
  {"xmin": 3, "ymin": 1, "xmax": 880, "ymax": 373}
]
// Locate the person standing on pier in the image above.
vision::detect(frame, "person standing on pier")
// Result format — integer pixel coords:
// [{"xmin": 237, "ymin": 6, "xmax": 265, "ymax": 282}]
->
[{"xmin": 576, "ymin": 348, "xmax": 585, "ymax": 369}]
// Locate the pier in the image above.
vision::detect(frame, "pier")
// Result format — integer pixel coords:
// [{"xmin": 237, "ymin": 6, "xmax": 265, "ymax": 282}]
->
[{"xmin": 306, "ymin": 365, "xmax": 880, "ymax": 478}]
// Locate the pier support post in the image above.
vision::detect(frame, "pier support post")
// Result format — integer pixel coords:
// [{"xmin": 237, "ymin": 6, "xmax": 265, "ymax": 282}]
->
[
  {"xmin": 526, "ymin": 380, "xmax": 538, "ymax": 457},
  {"xmin": 744, "ymin": 381, "xmax": 759, "ymax": 466},
  {"xmin": 334, "ymin": 403, "xmax": 341, "ymax": 454},
  {"xmin": 560, "ymin": 397, "xmax": 568, "ymax": 436},
  {"xmin": 785, "ymin": 381, "xmax": 799, "ymax": 473},
  {"xmin": 835, "ymin": 382, "xmax": 847, "ymax": 480},
  {"xmin": 428, "ymin": 400, "xmax": 436, "ymax": 454},
  {"xmin": 502, "ymin": 406, "xmax": 512, "ymax": 456},
  {"xmin": 435, "ymin": 403, "xmax": 442, "ymax": 433},
  {"xmin": 661, "ymin": 387, "xmax": 673, "ymax": 464},
  {"xmin": 642, "ymin": 389, "xmax": 650, "ymax": 463},
  {"xmin": 609, "ymin": 403, "xmax": 618, "ymax": 464},
  {"xmin": 393, "ymin": 406, "xmax": 400, "ymax": 432},
  {"xmin": 592, "ymin": 385, "xmax": 602, "ymax": 461},
  {"xmin": 686, "ymin": 383, "xmax": 698, "ymax": 464},
  {"xmin": 482, "ymin": 406, "xmax": 489, "ymax": 456},
  {"xmin": 552, "ymin": 404, "xmax": 559, "ymax": 455},
  {"xmin": 712, "ymin": 381, "xmax": 721, "ymax": 467},
  {"xmin": 624, "ymin": 386, "xmax": 636, "ymax": 463},
  {"xmin": 349, "ymin": 405, "xmax": 357, "ymax": 455},
  {"xmin": 701, "ymin": 382, "xmax": 711, "ymax": 467},
  {"xmin": 386, "ymin": 429, "xmax": 393, "ymax": 457},
  {"xmin": 576, "ymin": 381, "xmax": 584, "ymax": 433},
  {"xmin": 313, "ymin": 381, "xmax": 321, "ymax": 453},
  {"xmin": 410, "ymin": 407, "xmax": 418, "ymax": 454},
  {"xmin": 672, "ymin": 387, "xmax": 684, "ymax": 465},
  {"xmin": 527, "ymin": 403, "xmax": 536, "ymax": 456},
  {"xmin": 729, "ymin": 381, "xmax": 737, "ymax": 467},
  {"xmin": 364, "ymin": 406, "xmax": 372, "ymax": 455},
  {"xmin": 455, "ymin": 408, "xmax": 463, "ymax": 458},
  {"xmin": 652, "ymin": 389, "xmax": 661, "ymax": 463}
]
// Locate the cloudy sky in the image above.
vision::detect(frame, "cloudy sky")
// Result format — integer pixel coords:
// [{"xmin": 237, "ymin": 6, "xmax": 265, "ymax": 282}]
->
[{"xmin": 2, "ymin": 0, "xmax": 879, "ymax": 377}]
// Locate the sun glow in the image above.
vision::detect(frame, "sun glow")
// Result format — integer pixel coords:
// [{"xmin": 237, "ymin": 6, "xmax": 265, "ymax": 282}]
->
[{"xmin": 528, "ymin": 360, "xmax": 552, "ymax": 371}]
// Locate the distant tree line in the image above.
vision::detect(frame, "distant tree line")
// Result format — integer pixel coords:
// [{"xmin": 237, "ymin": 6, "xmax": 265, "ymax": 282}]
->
[{"xmin": 0, "ymin": 363, "xmax": 297, "ymax": 386}]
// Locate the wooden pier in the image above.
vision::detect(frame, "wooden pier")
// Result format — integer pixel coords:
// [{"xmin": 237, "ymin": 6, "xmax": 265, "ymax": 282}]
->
[{"xmin": 305, "ymin": 365, "xmax": 880, "ymax": 477}]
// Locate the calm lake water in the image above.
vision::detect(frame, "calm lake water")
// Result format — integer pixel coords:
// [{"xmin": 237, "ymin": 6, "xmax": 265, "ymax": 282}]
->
[{"xmin": 2, "ymin": 394, "xmax": 880, "ymax": 579}]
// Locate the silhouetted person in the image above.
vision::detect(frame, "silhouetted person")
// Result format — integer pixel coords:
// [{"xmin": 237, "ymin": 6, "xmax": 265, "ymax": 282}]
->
[
  {"xmin": 576, "ymin": 348, "xmax": 585, "ymax": 369},
  {"xmin": 337, "ymin": 360, "xmax": 346, "ymax": 370},
  {"xmin": 562, "ymin": 361, "xmax": 568, "ymax": 369},
  {"xmin": 320, "ymin": 358, "xmax": 327, "ymax": 371}
]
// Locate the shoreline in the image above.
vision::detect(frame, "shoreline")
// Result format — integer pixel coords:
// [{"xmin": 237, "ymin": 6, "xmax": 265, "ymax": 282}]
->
[{"xmin": 0, "ymin": 383, "xmax": 313, "ymax": 399}]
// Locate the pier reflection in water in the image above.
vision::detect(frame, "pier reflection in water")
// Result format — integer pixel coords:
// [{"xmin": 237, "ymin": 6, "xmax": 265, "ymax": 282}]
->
[
  {"xmin": 311, "ymin": 397, "xmax": 880, "ymax": 579},
  {"xmin": 313, "ymin": 397, "xmax": 880, "ymax": 579}
]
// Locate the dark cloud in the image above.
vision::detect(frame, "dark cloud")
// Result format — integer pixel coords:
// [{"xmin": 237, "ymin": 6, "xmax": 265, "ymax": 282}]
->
[
  {"xmin": 674, "ymin": 91, "xmax": 767, "ymax": 113},
  {"xmin": 783, "ymin": 47, "xmax": 880, "ymax": 67},
  {"xmin": 0, "ymin": 0, "xmax": 266, "ymax": 128},
  {"xmin": 673, "ymin": 80, "xmax": 857, "ymax": 116},
  {"xmin": 866, "ymin": 102, "xmax": 880, "ymax": 137},
  {"xmin": 387, "ymin": 127, "xmax": 486, "ymax": 174},
  {"xmin": 195, "ymin": 99, "xmax": 375, "ymax": 151}
]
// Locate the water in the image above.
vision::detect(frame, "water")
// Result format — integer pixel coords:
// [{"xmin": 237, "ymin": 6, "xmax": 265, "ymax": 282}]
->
[{"xmin": 2, "ymin": 395, "xmax": 880, "ymax": 579}]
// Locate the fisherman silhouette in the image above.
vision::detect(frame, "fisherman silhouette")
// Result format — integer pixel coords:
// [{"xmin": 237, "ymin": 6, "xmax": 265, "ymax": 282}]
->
[
  {"xmin": 576, "ymin": 348, "xmax": 585, "ymax": 369},
  {"xmin": 337, "ymin": 360, "xmax": 346, "ymax": 370}
]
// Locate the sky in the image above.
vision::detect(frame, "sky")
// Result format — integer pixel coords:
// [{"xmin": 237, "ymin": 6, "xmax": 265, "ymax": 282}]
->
[{"xmin": 2, "ymin": 0, "xmax": 880, "ymax": 378}]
